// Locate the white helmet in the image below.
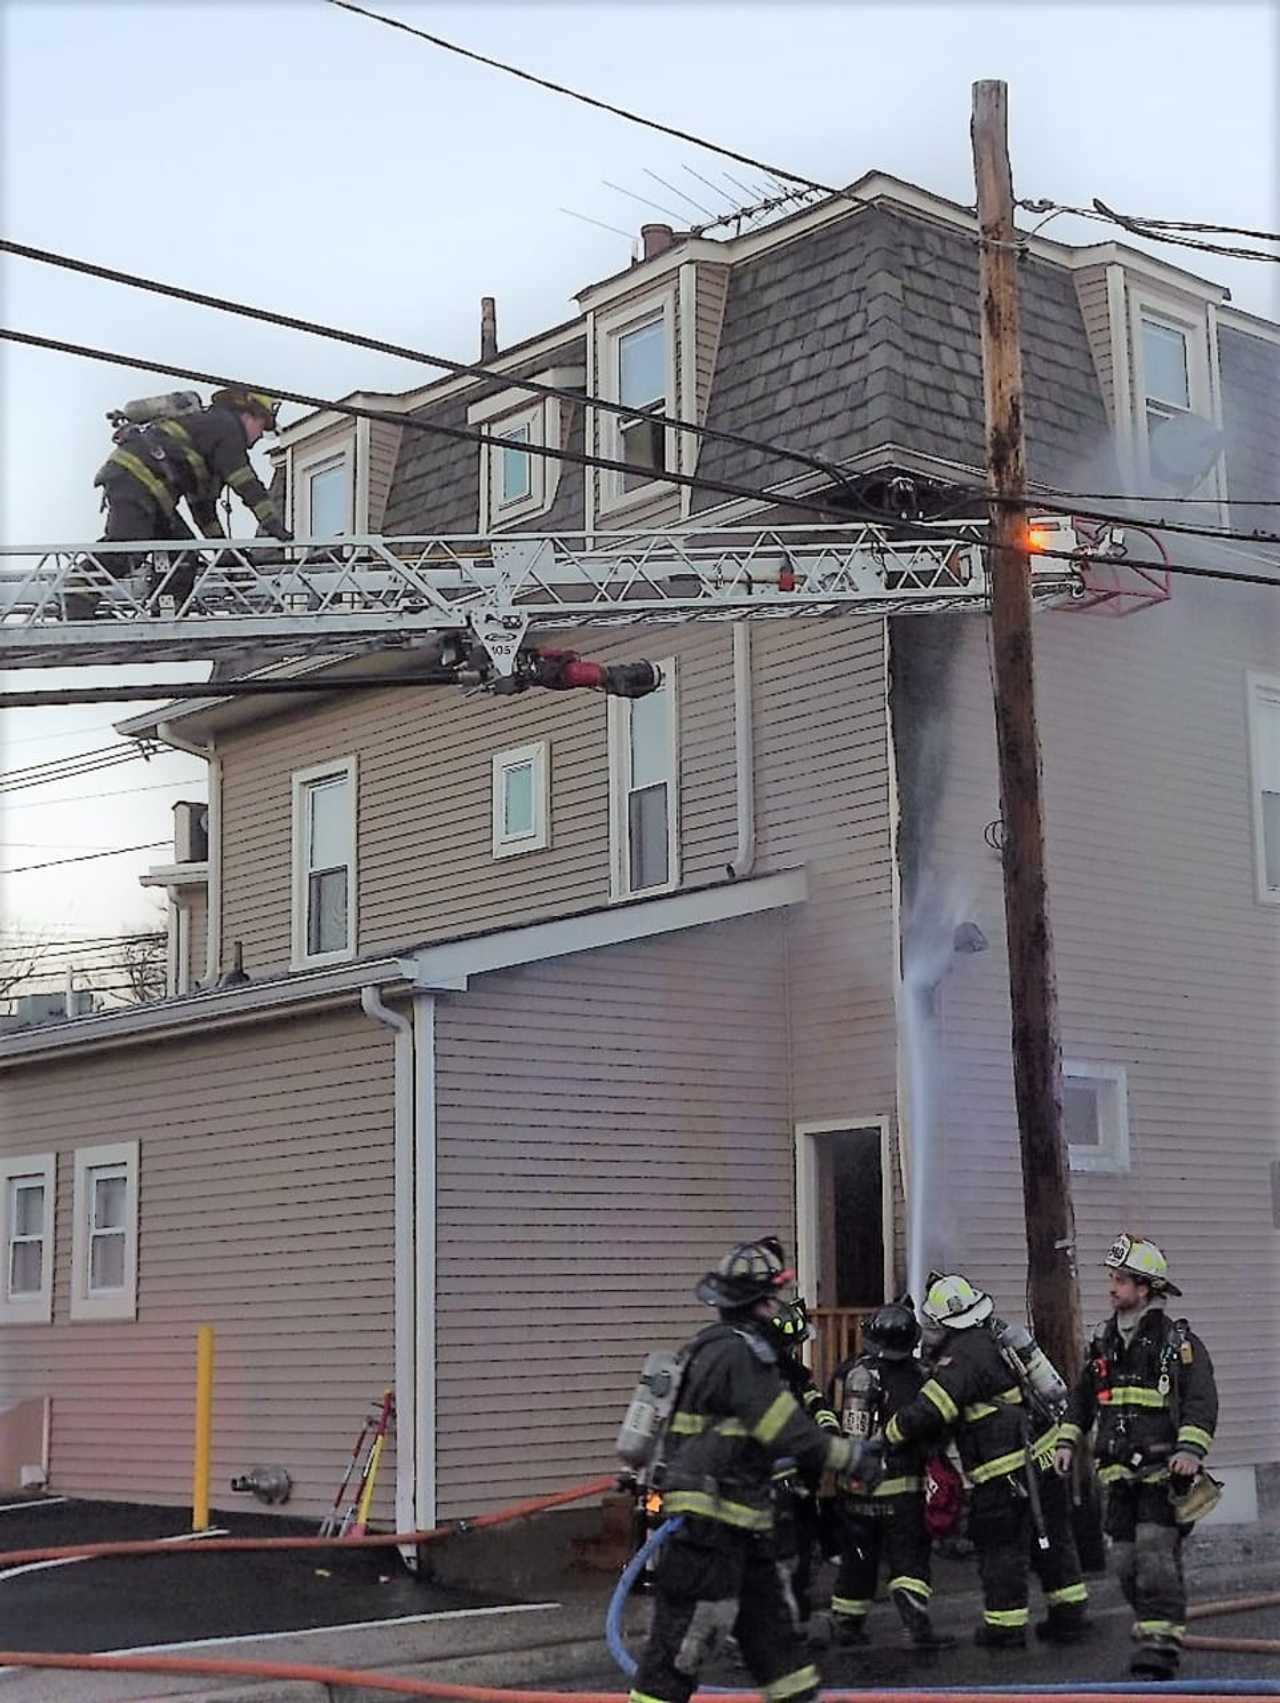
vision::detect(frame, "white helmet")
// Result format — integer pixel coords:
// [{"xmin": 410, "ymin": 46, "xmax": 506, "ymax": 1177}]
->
[
  {"xmin": 922, "ymin": 1272, "xmax": 994, "ymax": 1330},
  {"xmin": 1103, "ymin": 1232, "xmax": 1182, "ymax": 1297}
]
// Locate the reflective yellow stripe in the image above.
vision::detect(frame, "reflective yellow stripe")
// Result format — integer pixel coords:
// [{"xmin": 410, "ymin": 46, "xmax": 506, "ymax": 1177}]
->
[
  {"xmin": 155, "ymin": 419, "xmax": 210, "ymax": 482},
  {"xmin": 1100, "ymin": 1462, "xmax": 1170, "ymax": 1486},
  {"xmin": 1047, "ymin": 1583, "xmax": 1089, "ymax": 1606},
  {"xmin": 1107, "ymin": 1385, "xmax": 1167, "ymax": 1409},
  {"xmin": 252, "ymin": 497, "xmax": 275, "ymax": 521},
  {"xmin": 1058, "ymin": 1423, "xmax": 1084, "ymax": 1445},
  {"xmin": 715, "ymin": 1419, "xmax": 747, "ymax": 1437},
  {"xmin": 965, "ymin": 1387, "xmax": 1024, "ymax": 1420},
  {"xmin": 669, "ymin": 1413, "xmax": 705, "ymax": 1436},
  {"xmin": 885, "ymin": 1415, "xmax": 905, "ymax": 1445},
  {"xmin": 227, "ymin": 465, "xmax": 258, "ymax": 491},
  {"xmin": 873, "ymin": 1475, "xmax": 924, "ymax": 1498},
  {"xmin": 921, "ymin": 1380, "xmax": 959, "ymax": 1423},
  {"xmin": 662, "ymin": 1490, "xmax": 771, "ymax": 1532},
  {"xmin": 1178, "ymin": 1425, "xmax": 1213, "ymax": 1452},
  {"xmin": 984, "ymin": 1607, "xmax": 1030, "ymax": 1627},
  {"xmin": 1030, "ymin": 1424, "xmax": 1061, "ymax": 1467},
  {"xmin": 1136, "ymin": 1619, "xmax": 1185, "ymax": 1638},
  {"xmin": 628, "ymin": 1692, "xmax": 669, "ymax": 1703},
  {"xmin": 764, "ymin": 1665, "xmax": 819, "ymax": 1701},
  {"xmin": 970, "ymin": 1447, "xmax": 1027, "ymax": 1484},
  {"xmin": 831, "ymin": 1596, "xmax": 871, "ymax": 1615},
  {"xmin": 889, "ymin": 1575, "xmax": 932, "ymax": 1600},
  {"xmin": 108, "ymin": 448, "xmax": 175, "ymax": 511},
  {"xmin": 752, "ymin": 1390, "xmax": 799, "ymax": 1446}
]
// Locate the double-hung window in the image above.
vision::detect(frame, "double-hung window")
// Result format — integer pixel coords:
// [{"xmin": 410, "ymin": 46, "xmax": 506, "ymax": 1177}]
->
[
  {"xmin": 291, "ymin": 757, "xmax": 357, "ymax": 966},
  {"xmin": 492, "ymin": 741, "xmax": 550, "ymax": 858},
  {"xmin": 498, "ymin": 424, "xmax": 533, "ymax": 507},
  {"xmin": 1248, "ymin": 670, "xmax": 1280, "ymax": 904},
  {"xmin": 70, "ymin": 1141, "xmax": 139, "ymax": 1322},
  {"xmin": 617, "ymin": 317, "xmax": 668, "ymax": 492},
  {"xmin": 1126, "ymin": 285, "xmax": 1222, "ymax": 504},
  {"xmin": 608, "ymin": 658, "xmax": 678, "ymax": 899},
  {"xmin": 0, "ymin": 1154, "xmax": 55, "ymax": 1325},
  {"xmin": 295, "ymin": 445, "xmax": 352, "ymax": 538}
]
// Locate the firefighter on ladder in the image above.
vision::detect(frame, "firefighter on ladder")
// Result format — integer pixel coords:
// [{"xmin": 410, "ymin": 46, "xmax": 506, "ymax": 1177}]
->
[
  {"xmin": 884, "ymin": 1274, "xmax": 1092, "ymax": 1649},
  {"xmin": 1054, "ymin": 1233, "xmax": 1219, "ymax": 1682},
  {"xmin": 627, "ymin": 1240, "xmax": 879, "ymax": 1703},
  {"xmin": 77, "ymin": 388, "xmax": 292, "ymax": 617}
]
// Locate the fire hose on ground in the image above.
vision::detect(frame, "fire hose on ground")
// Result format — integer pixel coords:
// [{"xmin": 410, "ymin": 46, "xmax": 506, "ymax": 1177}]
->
[{"xmin": 0, "ymin": 1473, "xmax": 1278, "ymax": 1695}]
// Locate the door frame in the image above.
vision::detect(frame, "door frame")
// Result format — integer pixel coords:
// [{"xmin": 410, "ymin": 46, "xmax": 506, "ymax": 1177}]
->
[{"xmin": 794, "ymin": 1115, "xmax": 895, "ymax": 1308}]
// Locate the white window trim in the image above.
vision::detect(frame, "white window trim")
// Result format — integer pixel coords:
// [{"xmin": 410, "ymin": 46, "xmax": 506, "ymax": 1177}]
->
[
  {"xmin": 293, "ymin": 439, "xmax": 355, "ymax": 540},
  {"xmin": 0, "ymin": 1153, "xmax": 55, "ymax": 1326},
  {"xmin": 476, "ymin": 401, "xmax": 560, "ymax": 531},
  {"xmin": 1063, "ymin": 1061, "xmax": 1131, "ymax": 1175},
  {"xmin": 492, "ymin": 741, "xmax": 551, "ymax": 858},
  {"xmin": 1126, "ymin": 280, "xmax": 1225, "ymax": 512},
  {"xmin": 70, "ymin": 1141, "xmax": 139, "ymax": 1323},
  {"xmin": 1247, "ymin": 669, "xmax": 1280, "ymax": 906},
  {"xmin": 607, "ymin": 657, "xmax": 680, "ymax": 901},
  {"xmin": 595, "ymin": 290, "xmax": 679, "ymax": 518},
  {"xmin": 290, "ymin": 756, "xmax": 358, "ymax": 970}
]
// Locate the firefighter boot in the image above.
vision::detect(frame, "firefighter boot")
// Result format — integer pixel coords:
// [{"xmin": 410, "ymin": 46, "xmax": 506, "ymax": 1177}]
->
[
  {"xmin": 831, "ymin": 1613, "xmax": 871, "ymax": 1646},
  {"xmin": 1035, "ymin": 1604, "xmax": 1096, "ymax": 1644},
  {"xmin": 1130, "ymin": 1627, "xmax": 1182, "ymax": 1682},
  {"xmin": 892, "ymin": 1587, "xmax": 957, "ymax": 1650},
  {"xmin": 974, "ymin": 1621, "xmax": 1028, "ymax": 1650}
]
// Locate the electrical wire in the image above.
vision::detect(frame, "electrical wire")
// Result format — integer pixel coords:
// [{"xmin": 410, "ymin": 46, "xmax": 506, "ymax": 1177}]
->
[
  {"xmin": 1015, "ymin": 197, "xmax": 1279, "ymax": 265},
  {"xmin": 4, "ymin": 778, "xmax": 206, "ymax": 811},
  {"xmin": 0, "ymin": 237, "xmax": 880, "ymax": 519},
  {"xmin": 2, "ymin": 840, "xmax": 168, "ymax": 875}
]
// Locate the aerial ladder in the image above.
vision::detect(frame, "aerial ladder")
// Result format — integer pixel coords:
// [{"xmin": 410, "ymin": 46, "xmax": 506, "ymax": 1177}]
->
[{"xmin": 0, "ymin": 517, "xmax": 1136, "ymax": 692}]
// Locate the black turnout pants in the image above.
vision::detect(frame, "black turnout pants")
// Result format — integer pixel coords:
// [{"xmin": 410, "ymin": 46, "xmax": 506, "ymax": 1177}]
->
[
  {"xmin": 96, "ymin": 472, "xmax": 196, "ymax": 601},
  {"xmin": 968, "ymin": 1469, "xmax": 1087, "ymax": 1628},
  {"xmin": 631, "ymin": 1524, "xmax": 819, "ymax": 1703},
  {"xmin": 1104, "ymin": 1478, "xmax": 1187, "ymax": 1661},
  {"xmin": 831, "ymin": 1493, "xmax": 932, "ymax": 1623}
]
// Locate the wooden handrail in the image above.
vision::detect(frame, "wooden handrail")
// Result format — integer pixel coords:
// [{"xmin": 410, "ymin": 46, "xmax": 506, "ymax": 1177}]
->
[{"xmin": 809, "ymin": 1306, "xmax": 876, "ymax": 1394}]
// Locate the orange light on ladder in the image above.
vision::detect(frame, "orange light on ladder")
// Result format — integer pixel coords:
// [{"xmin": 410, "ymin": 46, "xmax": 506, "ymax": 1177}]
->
[{"xmin": 1027, "ymin": 525, "xmax": 1055, "ymax": 553}]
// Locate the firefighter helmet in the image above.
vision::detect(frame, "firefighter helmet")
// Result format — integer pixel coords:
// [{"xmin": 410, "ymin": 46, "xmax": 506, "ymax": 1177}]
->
[
  {"xmin": 864, "ymin": 1300, "xmax": 921, "ymax": 1360},
  {"xmin": 922, "ymin": 1273, "xmax": 994, "ymax": 1330},
  {"xmin": 770, "ymin": 1298, "xmax": 813, "ymax": 1346},
  {"xmin": 1103, "ymin": 1232, "xmax": 1182, "ymax": 1297},
  {"xmin": 212, "ymin": 388, "xmax": 282, "ymax": 430},
  {"xmin": 696, "ymin": 1241, "xmax": 794, "ymax": 1310}
]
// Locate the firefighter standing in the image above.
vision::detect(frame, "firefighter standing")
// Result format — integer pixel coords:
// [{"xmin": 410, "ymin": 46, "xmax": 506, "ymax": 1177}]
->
[
  {"xmin": 827, "ymin": 1300, "xmax": 956, "ymax": 1650},
  {"xmin": 768, "ymin": 1298, "xmax": 840, "ymax": 1628},
  {"xmin": 1055, "ymin": 1234, "xmax": 1218, "ymax": 1681},
  {"xmin": 85, "ymin": 388, "xmax": 291, "ymax": 614},
  {"xmin": 885, "ymin": 1274, "xmax": 1091, "ymax": 1648},
  {"xmin": 627, "ymin": 1242, "xmax": 877, "ymax": 1703}
]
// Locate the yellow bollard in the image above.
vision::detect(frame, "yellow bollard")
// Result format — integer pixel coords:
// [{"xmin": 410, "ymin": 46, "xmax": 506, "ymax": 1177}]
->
[{"xmin": 192, "ymin": 1325, "xmax": 214, "ymax": 1531}]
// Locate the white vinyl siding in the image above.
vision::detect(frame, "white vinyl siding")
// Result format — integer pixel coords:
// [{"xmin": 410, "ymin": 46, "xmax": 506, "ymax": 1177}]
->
[
  {"xmin": 291, "ymin": 758, "xmax": 357, "ymax": 968},
  {"xmin": 0, "ymin": 1154, "xmax": 55, "ymax": 1325},
  {"xmin": 1247, "ymin": 670, "xmax": 1280, "ymax": 903},
  {"xmin": 492, "ymin": 741, "xmax": 550, "ymax": 858},
  {"xmin": 608, "ymin": 659, "xmax": 679, "ymax": 900},
  {"xmin": 70, "ymin": 1141, "xmax": 138, "ymax": 1323}
]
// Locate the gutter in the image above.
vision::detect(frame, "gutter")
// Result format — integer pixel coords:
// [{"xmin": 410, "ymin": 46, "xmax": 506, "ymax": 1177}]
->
[
  {"xmin": 155, "ymin": 720, "xmax": 220, "ymax": 982},
  {"xmin": 727, "ymin": 624, "xmax": 756, "ymax": 879},
  {"xmin": 360, "ymin": 986, "xmax": 418, "ymax": 1554}
]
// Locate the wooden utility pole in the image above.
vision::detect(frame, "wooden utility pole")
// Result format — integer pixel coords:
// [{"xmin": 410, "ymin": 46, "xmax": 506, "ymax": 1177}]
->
[{"xmin": 970, "ymin": 81, "xmax": 1083, "ymax": 1378}]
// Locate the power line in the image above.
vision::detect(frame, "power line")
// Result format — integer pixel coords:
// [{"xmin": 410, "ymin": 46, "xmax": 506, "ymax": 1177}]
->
[
  {"xmin": 2, "ymin": 840, "xmax": 169, "ymax": 875},
  {"xmin": 0, "ymin": 237, "xmax": 875, "ymax": 515},
  {"xmin": 325, "ymin": 0, "xmax": 877, "ymax": 219},
  {"xmin": 5, "ymin": 778, "xmax": 206, "ymax": 811},
  {"xmin": 0, "ymin": 327, "xmax": 871, "ymax": 530},
  {"xmin": 1016, "ymin": 197, "xmax": 1279, "ymax": 265}
]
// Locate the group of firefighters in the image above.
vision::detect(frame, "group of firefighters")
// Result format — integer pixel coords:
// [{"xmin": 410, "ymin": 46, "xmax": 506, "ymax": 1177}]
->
[{"xmin": 627, "ymin": 1231, "xmax": 1218, "ymax": 1703}]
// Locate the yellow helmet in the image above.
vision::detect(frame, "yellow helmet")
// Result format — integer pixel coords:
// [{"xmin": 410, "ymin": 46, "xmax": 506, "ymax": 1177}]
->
[
  {"xmin": 922, "ymin": 1272, "xmax": 993, "ymax": 1330},
  {"xmin": 1103, "ymin": 1232, "xmax": 1182, "ymax": 1297},
  {"xmin": 212, "ymin": 388, "xmax": 281, "ymax": 430}
]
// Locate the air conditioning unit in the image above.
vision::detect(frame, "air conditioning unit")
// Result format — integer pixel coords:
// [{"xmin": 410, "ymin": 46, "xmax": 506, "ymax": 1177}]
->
[{"xmin": 173, "ymin": 800, "xmax": 209, "ymax": 864}]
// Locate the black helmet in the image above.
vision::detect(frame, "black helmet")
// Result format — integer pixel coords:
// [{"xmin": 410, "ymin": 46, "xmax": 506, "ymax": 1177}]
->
[
  {"xmin": 770, "ymin": 1297, "xmax": 813, "ymax": 1347},
  {"xmin": 863, "ymin": 1300, "xmax": 920, "ymax": 1360},
  {"xmin": 696, "ymin": 1241, "xmax": 793, "ymax": 1311}
]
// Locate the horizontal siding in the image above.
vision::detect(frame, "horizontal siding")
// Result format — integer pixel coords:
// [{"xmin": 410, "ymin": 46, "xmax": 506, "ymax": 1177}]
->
[
  {"xmin": 217, "ymin": 624, "xmax": 737, "ymax": 976},
  {"xmin": 923, "ymin": 587, "xmax": 1280, "ymax": 1466},
  {"xmin": 432, "ymin": 912, "xmax": 792, "ymax": 1516},
  {"xmin": 0, "ymin": 1007, "xmax": 398, "ymax": 1519}
]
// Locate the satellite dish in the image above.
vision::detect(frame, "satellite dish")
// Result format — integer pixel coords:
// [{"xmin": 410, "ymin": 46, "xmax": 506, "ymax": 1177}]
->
[{"xmin": 1147, "ymin": 413, "xmax": 1224, "ymax": 491}]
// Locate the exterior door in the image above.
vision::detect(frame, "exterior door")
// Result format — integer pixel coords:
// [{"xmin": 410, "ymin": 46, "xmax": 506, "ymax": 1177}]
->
[{"xmin": 795, "ymin": 1120, "xmax": 891, "ymax": 1388}]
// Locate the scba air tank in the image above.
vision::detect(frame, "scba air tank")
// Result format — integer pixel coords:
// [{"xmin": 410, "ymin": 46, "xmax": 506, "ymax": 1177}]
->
[
  {"xmin": 616, "ymin": 1350, "xmax": 684, "ymax": 1470},
  {"xmin": 840, "ymin": 1362, "xmax": 879, "ymax": 1440},
  {"xmin": 109, "ymin": 391, "xmax": 204, "ymax": 427},
  {"xmin": 994, "ymin": 1319, "xmax": 1068, "ymax": 1412}
]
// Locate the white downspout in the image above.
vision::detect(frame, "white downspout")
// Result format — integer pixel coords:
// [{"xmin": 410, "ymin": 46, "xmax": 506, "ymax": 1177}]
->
[
  {"xmin": 360, "ymin": 984, "xmax": 417, "ymax": 1552},
  {"xmin": 412, "ymin": 993, "xmax": 437, "ymax": 1536},
  {"xmin": 726, "ymin": 623, "xmax": 757, "ymax": 879},
  {"xmin": 156, "ymin": 721, "xmax": 218, "ymax": 984}
]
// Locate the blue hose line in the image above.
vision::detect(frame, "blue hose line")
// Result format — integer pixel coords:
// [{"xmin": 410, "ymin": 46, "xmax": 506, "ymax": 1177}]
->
[
  {"xmin": 606, "ymin": 1514, "xmax": 685, "ymax": 1679},
  {"xmin": 605, "ymin": 1521, "xmax": 1278, "ymax": 1697}
]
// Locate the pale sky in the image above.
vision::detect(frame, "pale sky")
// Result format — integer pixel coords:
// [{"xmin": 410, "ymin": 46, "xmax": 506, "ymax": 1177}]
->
[{"xmin": 2, "ymin": 0, "xmax": 1276, "ymax": 962}]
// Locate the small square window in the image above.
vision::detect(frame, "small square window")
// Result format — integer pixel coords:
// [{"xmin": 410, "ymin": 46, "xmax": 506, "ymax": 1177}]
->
[
  {"xmin": 71, "ymin": 1142, "xmax": 139, "ymax": 1322},
  {"xmin": 1064, "ymin": 1063, "xmax": 1131, "ymax": 1175},
  {"xmin": 292, "ymin": 758, "xmax": 357, "ymax": 966},
  {"xmin": 0, "ymin": 1155, "xmax": 55, "ymax": 1325},
  {"xmin": 492, "ymin": 742, "xmax": 549, "ymax": 858}
]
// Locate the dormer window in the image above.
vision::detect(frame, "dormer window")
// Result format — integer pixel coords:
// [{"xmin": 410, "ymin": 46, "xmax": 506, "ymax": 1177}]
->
[
  {"xmin": 617, "ymin": 317, "xmax": 668, "ymax": 491},
  {"xmin": 1140, "ymin": 316, "xmax": 1192, "ymax": 439},
  {"xmin": 595, "ymin": 291, "xmax": 676, "ymax": 516},
  {"xmin": 498, "ymin": 424, "xmax": 533, "ymax": 507},
  {"xmin": 293, "ymin": 438, "xmax": 355, "ymax": 538},
  {"xmin": 469, "ymin": 376, "xmax": 581, "ymax": 530},
  {"xmin": 1124, "ymin": 281, "xmax": 1223, "ymax": 504}
]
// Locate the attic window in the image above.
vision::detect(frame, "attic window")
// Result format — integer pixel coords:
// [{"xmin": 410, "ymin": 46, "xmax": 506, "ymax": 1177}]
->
[
  {"xmin": 617, "ymin": 318, "xmax": 668, "ymax": 491},
  {"xmin": 596, "ymin": 293, "xmax": 675, "ymax": 516}
]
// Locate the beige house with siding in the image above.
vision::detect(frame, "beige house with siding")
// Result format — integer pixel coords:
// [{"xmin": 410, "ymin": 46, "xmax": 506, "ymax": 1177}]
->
[{"xmin": 0, "ymin": 171, "xmax": 1276, "ymax": 1538}]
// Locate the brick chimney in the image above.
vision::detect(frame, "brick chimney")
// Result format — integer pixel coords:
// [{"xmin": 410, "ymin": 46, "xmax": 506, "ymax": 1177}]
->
[
  {"xmin": 641, "ymin": 224, "xmax": 676, "ymax": 261},
  {"xmin": 480, "ymin": 296, "xmax": 498, "ymax": 362}
]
